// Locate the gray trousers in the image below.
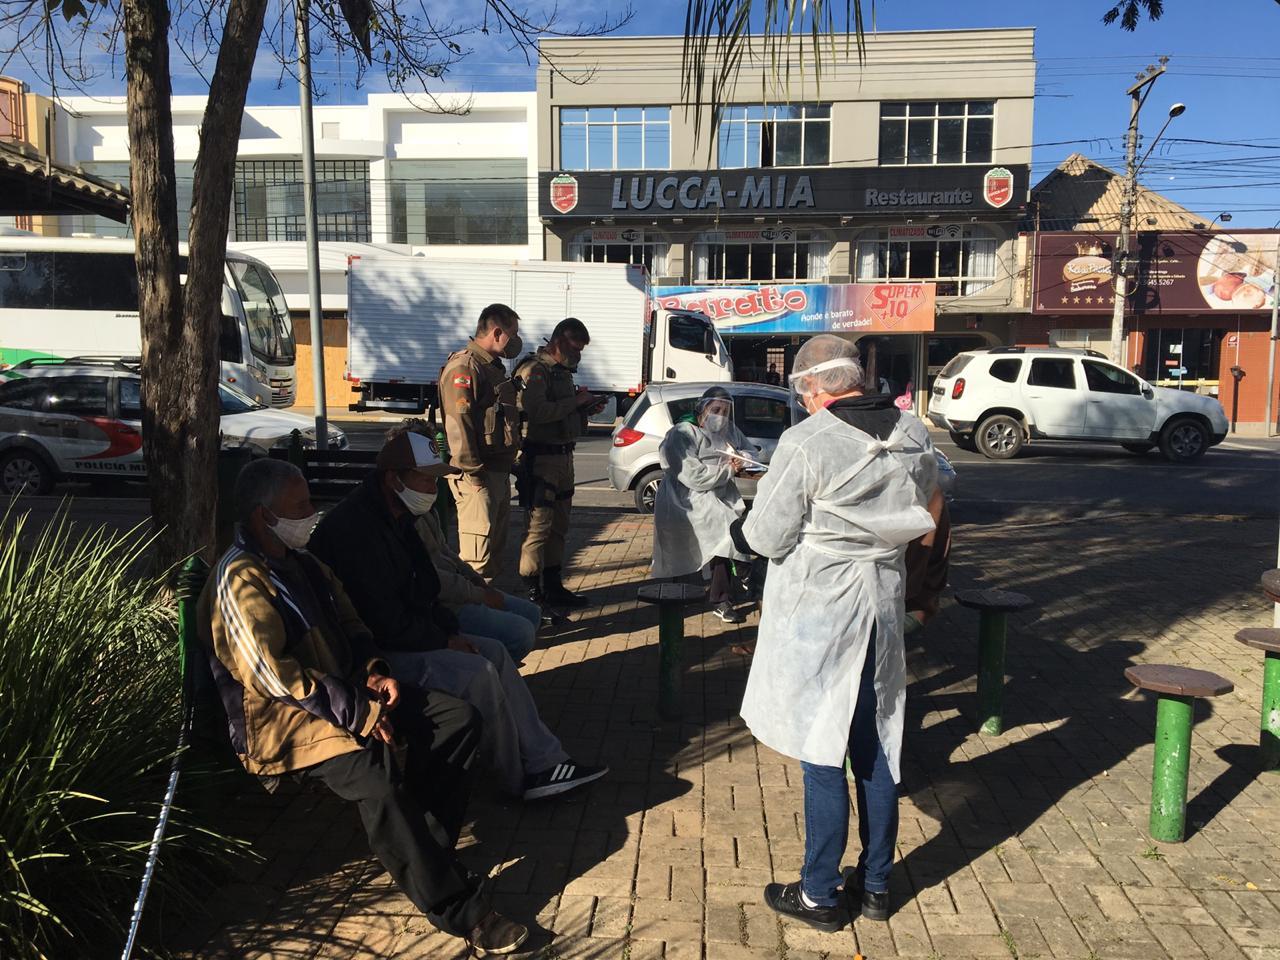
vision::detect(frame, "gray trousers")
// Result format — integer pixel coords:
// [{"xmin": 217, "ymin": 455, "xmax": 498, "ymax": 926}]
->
[{"xmin": 385, "ymin": 633, "xmax": 568, "ymax": 796}]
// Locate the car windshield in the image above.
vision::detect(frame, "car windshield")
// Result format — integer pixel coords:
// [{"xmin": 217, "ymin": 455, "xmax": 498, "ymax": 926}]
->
[{"xmin": 219, "ymin": 382, "xmax": 267, "ymax": 414}]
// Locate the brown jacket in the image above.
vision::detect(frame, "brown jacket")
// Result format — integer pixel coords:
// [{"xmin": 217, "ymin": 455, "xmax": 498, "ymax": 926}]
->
[
  {"xmin": 199, "ymin": 534, "xmax": 386, "ymax": 777},
  {"xmin": 516, "ymin": 348, "xmax": 585, "ymax": 445},
  {"xmin": 414, "ymin": 509, "xmax": 489, "ymax": 609},
  {"xmin": 440, "ymin": 340, "xmax": 520, "ymax": 474}
]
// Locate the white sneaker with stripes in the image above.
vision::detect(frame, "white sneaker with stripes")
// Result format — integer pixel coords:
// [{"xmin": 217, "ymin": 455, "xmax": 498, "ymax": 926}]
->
[{"xmin": 522, "ymin": 761, "xmax": 609, "ymax": 801}]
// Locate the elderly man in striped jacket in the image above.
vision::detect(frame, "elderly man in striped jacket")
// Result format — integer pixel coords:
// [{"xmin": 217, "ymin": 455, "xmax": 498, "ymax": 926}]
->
[{"xmin": 199, "ymin": 458, "xmax": 527, "ymax": 957}]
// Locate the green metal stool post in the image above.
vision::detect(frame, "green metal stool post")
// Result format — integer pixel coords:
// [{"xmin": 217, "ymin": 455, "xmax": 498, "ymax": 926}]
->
[
  {"xmin": 637, "ymin": 583, "xmax": 707, "ymax": 720},
  {"xmin": 1235, "ymin": 628, "xmax": 1280, "ymax": 773},
  {"xmin": 1125, "ymin": 664, "xmax": 1233, "ymax": 843},
  {"xmin": 955, "ymin": 589, "xmax": 1033, "ymax": 736}
]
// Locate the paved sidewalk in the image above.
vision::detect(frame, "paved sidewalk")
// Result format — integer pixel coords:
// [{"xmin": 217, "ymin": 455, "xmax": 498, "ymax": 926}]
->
[{"xmin": 174, "ymin": 504, "xmax": 1280, "ymax": 960}]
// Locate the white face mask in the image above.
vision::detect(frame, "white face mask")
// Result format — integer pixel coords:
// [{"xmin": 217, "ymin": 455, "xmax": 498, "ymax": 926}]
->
[
  {"xmin": 701, "ymin": 413, "xmax": 729, "ymax": 434},
  {"xmin": 269, "ymin": 511, "xmax": 319, "ymax": 550},
  {"xmin": 395, "ymin": 483, "xmax": 438, "ymax": 516}
]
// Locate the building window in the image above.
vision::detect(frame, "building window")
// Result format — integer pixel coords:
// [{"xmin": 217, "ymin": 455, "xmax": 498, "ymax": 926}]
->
[
  {"xmin": 567, "ymin": 228, "xmax": 668, "ymax": 276},
  {"xmin": 389, "ymin": 159, "xmax": 527, "ymax": 245},
  {"xmin": 855, "ymin": 226, "xmax": 997, "ymax": 296},
  {"xmin": 233, "ymin": 160, "xmax": 371, "ymax": 242},
  {"xmin": 694, "ymin": 227, "xmax": 830, "ymax": 283},
  {"xmin": 560, "ymin": 107, "xmax": 670, "ymax": 171},
  {"xmin": 61, "ymin": 162, "xmax": 195, "ymax": 240},
  {"xmin": 878, "ymin": 101, "xmax": 994, "ymax": 166},
  {"xmin": 718, "ymin": 104, "xmax": 831, "ymax": 168}
]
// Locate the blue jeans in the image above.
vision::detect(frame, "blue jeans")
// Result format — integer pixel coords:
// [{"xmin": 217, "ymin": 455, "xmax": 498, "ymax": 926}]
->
[
  {"xmin": 455, "ymin": 593, "xmax": 541, "ymax": 662},
  {"xmin": 799, "ymin": 628, "xmax": 899, "ymax": 905}
]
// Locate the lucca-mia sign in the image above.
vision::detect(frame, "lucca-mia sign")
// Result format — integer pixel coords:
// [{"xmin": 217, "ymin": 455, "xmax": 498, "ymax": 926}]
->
[{"xmin": 539, "ymin": 165, "xmax": 1029, "ymax": 219}]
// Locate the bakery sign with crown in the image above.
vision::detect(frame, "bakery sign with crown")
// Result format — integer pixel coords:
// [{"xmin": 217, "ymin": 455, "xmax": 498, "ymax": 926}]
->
[{"xmin": 1031, "ymin": 230, "xmax": 1279, "ymax": 314}]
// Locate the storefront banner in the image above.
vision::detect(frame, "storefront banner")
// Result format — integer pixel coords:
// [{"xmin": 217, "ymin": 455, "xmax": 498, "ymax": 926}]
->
[
  {"xmin": 655, "ymin": 283, "xmax": 936, "ymax": 335},
  {"xmin": 540, "ymin": 165, "xmax": 1030, "ymax": 219},
  {"xmin": 1032, "ymin": 230, "xmax": 1279, "ymax": 314}
]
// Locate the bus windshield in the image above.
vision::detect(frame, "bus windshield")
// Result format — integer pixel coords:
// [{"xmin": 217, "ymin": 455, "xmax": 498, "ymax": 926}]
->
[{"xmin": 229, "ymin": 259, "xmax": 296, "ymax": 365}]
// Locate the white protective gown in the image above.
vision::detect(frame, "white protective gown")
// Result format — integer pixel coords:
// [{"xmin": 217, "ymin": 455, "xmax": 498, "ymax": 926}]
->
[
  {"xmin": 651, "ymin": 421, "xmax": 754, "ymax": 579},
  {"xmin": 740, "ymin": 407, "xmax": 938, "ymax": 779}
]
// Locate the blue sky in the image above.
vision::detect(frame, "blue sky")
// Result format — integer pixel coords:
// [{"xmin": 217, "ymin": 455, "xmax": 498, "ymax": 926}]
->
[{"xmin": 9, "ymin": 0, "xmax": 1280, "ymax": 226}]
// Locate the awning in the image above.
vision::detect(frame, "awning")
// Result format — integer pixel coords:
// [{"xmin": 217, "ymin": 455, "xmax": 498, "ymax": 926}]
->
[{"xmin": 0, "ymin": 139, "xmax": 130, "ymax": 222}]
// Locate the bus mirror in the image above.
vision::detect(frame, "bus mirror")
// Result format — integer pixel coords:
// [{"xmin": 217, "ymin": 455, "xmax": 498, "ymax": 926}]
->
[{"xmin": 703, "ymin": 326, "xmax": 716, "ymax": 356}]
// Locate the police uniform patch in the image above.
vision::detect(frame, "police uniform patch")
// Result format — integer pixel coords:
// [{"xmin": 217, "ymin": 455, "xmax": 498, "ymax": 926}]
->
[{"xmin": 453, "ymin": 374, "xmax": 473, "ymax": 388}]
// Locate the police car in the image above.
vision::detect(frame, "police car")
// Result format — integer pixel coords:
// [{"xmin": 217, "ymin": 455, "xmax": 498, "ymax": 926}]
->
[{"xmin": 0, "ymin": 357, "xmax": 345, "ymax": 495}]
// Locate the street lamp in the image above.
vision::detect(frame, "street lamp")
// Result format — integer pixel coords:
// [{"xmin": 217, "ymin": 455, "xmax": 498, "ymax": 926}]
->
[
  {"xmin": 1203, "ymin": 212, "xmax": 1233, "ymax": 230},
  {"xmin": 1108, "ymin": 64, "xmax": 1185, "ymax": 366}
]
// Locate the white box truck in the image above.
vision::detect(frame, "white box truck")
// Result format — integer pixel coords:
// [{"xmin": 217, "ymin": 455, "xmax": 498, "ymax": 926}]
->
[{"xmin": 344, "ymin": 258, "xmax": 732, "ymax": 415}]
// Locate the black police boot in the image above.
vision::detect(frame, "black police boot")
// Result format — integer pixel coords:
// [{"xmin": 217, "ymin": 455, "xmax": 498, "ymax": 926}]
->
[
  {"xmin": 542, "ymin": 567, "xmax": 589, "ymax": 608},
  {"xmin": 523, "ymin": 575, "xmax": 544, "ymax": 604}
]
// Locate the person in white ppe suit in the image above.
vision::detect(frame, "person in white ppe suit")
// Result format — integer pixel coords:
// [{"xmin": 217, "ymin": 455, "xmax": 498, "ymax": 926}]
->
[
  {"xmin": 651, "ymin": 386, "xmax": 759, "ymax": 624},
  {"xmin": 737, "ymin": 335, "xmax": 941, "ymax": 930}
]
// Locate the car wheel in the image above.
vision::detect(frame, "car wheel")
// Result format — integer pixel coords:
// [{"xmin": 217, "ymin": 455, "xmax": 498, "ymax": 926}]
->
[
  {"xmin": 974, "ymin": 414, "xmax": 1024, "ymax": 460},
  {"xmin": 0, "ymin": 448, "xmax": 54, "ymax": 495},
  {"xmin": 1158, "ymin": 418, "xmax": 1209, "ymax": 463},
  {"xmin": 1121, "ymin": 442, "xmax": 1155, "ymax": 455},
  {"xmin": 633, "ymin": 469, "xmax": 662, "ymax": 514},
  {"xmin": 948, "ymin": 430, "xmax": 977, "ymax": 452}
]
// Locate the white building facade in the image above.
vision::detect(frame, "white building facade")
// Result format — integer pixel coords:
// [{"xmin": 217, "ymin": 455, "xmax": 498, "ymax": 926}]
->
[{"xmin": 46, "ymin": 92, "xmax": 539, "ymax": 404}]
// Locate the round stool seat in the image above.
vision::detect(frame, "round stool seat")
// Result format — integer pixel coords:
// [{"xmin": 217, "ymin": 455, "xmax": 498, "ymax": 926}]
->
[
  {"xmin": 637, "ymin": 583, "xmax": 707, "ymax": 606},
  {"xmin": 1235, "ymin": 628, "xmax": 1280, "ymax": 654},
  {"xmin": 954, "ymin": 588, "xmax": 1033, "ymax": 614},
  {"xmin": 1125, "ymin": 664, "xmax": 1233, "ymax": 698},
  {"xmin": 1262, "ymin": 569, "xmax": 1280, "ymax": 605}
]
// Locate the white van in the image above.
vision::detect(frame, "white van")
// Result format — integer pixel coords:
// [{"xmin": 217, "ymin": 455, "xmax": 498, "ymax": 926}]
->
[
  {"xmin": 0, "ymin": 235, "xmax": 297, "ymax": 407},
  {"xmin": 928, "ymin": 347, "xmax": 1229, "ymax": 463}
]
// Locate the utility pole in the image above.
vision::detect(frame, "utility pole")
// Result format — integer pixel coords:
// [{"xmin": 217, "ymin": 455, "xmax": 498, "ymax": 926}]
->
[
  {"xmin": 1109, "ymin": 60, "xmax": 1167, "ymax": 366},
  {"xmin": 296, "ymin": 0, "xmax": 329, "ymax": 448}
]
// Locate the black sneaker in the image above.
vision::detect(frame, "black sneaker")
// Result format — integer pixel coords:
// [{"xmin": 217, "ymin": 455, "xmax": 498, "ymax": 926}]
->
[
  {"xmin": 859, "ymin": 889, "xmax": 891, "ymax": 922},
  {"xmin": 712, "ymin": 601, "xmax": 745, "ymax": 624},
  {"xmin": 763, "ymin": 881, "xmax": 847, "ymax": 933},
  {"xmin": 842, "ymin": 870, "xmax": 891, "ymax": 922},
  {"xmin": 522, "ymin": 761, "xmax": 609, "ymax": 801},
  {"xmin": 467, "ymin": 910, "xmax": 528, "ymax": 955}
]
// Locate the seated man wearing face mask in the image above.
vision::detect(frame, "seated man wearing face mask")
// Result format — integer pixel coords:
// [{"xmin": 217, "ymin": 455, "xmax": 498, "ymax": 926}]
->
[
  {"xmin": 309, "ymin": 430, "xmax": 608, "ymax": 802},
  {"xmin": 201, "ymin": 458, "xmax": 528, "ymax": 955},
  {"xmin": 389, "ymin": 418, "xmax": 542, "ymax": 664},
  {"xmin": 738, "ymin": 335, "xmax": 941, "ymax": 930},
  {"xmin": 651, "ymin": 386, "xmax": 759, "ymax": 624}
]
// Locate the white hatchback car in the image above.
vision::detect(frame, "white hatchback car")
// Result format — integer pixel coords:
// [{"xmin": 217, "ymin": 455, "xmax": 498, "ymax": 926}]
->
[
  {"xmin": 0, "ymin": 358, "xmax": 346, "ymax": 495},
  {"xmin": 928, "ymin": 347, "xmax": 1229, "ymax": 463}
]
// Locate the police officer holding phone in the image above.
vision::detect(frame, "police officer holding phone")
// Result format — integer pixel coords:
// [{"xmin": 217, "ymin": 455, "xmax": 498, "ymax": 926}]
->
[{"xmin": 514, "ymin": 317, "xmax": 600, "ymax": 607}]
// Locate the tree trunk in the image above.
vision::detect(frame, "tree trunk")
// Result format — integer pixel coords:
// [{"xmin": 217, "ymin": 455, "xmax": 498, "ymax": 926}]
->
[
  {"xmin": 124, "ymin": 0, "xmax": 269, "ymax": 572},
  {"xmin": 124, "ymin": 0, "xmax": 191, "ymax": 571}
]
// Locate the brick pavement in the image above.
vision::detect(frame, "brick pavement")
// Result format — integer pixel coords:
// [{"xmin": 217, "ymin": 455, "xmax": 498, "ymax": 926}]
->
[{"xmin": 173, "ymin": 505, "xmax": 1280, "ymax": 960}]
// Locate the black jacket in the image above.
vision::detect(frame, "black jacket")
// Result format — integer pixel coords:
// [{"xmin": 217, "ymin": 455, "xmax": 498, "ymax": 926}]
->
[{"xmin": 309, "ymin": 474, "xmax": 459, "ymax": 653}]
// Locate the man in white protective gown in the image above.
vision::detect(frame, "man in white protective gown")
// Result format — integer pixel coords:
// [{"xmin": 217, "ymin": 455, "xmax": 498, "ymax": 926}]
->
[
  {"xmin": 651, "ymin": 386, "xmax": 759, "ymax": 624},
  {"xmin": 737, "ymin": 335, "xmax": 942, "ymax": 930}
]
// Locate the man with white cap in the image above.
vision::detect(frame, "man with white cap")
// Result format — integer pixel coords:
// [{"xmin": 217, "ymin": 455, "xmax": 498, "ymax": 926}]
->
[
  {"xmin": 309, "ymin": 430, "xmax": 608, "ymax": 801},
  {"xmin": 737, "ymin": 334, "xmax": 941, "ymax": 929}
]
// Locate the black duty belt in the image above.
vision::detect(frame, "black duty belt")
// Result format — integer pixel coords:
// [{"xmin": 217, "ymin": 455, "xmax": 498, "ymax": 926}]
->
[{"xmin": 524, "ymin": 442, "xmax": 576, "ymax": 456}]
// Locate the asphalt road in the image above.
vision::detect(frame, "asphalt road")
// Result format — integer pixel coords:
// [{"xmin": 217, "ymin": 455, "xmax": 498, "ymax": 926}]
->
[
  {"xmin": 13, "ymin": 417, "xmax": 1279, "ymax": 524},
  {"xmin": 332, "ymin": 418, "xmax": 1278, "ymax": 521}
]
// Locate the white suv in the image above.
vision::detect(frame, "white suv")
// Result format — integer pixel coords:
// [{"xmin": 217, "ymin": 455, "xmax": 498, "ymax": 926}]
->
[{"xmin": 928, "ymin": 347, "xmax": 1229, "ymax": 463}]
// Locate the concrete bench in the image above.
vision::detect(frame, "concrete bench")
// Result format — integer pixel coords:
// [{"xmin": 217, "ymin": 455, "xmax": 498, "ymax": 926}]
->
[
  {"xmin": 637, "ymin": 583, "xmax": 707, "ymax": 720},
  {"xmin": 1235, "ymin": 628, "xmax": 1280, "ymax": 773},
  {"xmin": 1125, "ymin": 663, "xmax": 1233, "ymax": 843},
  {"xmin": 1262, "ymin": 568, "xmax": 1280, "ymax": 605},
  {"xmin": 954, "ymin": 588, "xmax": 1034, "ymax": 736}
]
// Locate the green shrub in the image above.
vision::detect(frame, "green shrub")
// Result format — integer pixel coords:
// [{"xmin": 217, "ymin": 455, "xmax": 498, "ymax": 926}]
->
[{"xmin": 0, "ymin": 508, "xmax": 234, "ymax": 959}]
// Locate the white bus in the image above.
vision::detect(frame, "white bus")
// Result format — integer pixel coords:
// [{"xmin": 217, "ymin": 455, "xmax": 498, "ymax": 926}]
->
[{"xmin": 0, "ymin": 235, "xmax": 297, "ymax": 407}]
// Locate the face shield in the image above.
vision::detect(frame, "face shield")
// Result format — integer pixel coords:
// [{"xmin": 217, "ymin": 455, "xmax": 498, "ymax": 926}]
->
[
  {"xmin": 695, "ymin": 395, "xmax": 733, "ymax": 439},
  {"xmin": 788, "ymin": 357, "xmax": 863, "ymax": 413}
]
